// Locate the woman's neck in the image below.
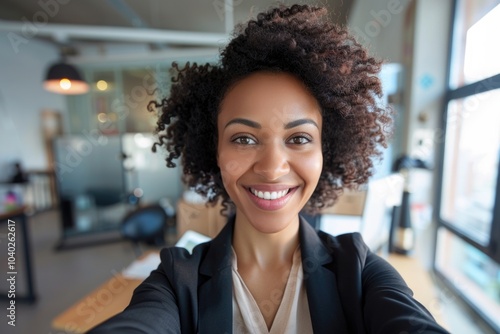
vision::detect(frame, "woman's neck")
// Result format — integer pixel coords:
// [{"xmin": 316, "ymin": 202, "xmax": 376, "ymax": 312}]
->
[{"xmin": 232, "ymin": 214, "xmax": 300, "ymax": 270}]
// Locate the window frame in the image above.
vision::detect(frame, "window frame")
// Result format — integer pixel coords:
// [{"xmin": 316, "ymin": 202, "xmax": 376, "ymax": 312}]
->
[{"xmin": 433, "ymin": 0, "xmax": 500, "ymax": 332}]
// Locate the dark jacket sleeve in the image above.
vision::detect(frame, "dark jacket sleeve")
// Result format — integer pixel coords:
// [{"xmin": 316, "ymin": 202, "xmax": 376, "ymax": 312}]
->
[
  {"xmin": 87, "ymin": 249, "xmax": 182, "ymax": 334},
  {"xmin": 360, "ymin": 249, "xmax": 449, "ymax": 334}
]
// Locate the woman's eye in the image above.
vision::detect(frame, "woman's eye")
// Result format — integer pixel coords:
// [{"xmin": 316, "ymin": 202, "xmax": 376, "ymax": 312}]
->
[
  {"xmin": 288, "ymin": 135, "xmax": 311, "ymax": 145},
  {"xmin": 232, "ymin": 136, "xmax": 257, "ymax": 145}
]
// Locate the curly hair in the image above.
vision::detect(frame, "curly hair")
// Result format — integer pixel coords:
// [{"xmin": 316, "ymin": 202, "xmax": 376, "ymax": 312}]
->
[{"xmin": 150, "ymin": 4, "xmax": 392, "ymax": 214}]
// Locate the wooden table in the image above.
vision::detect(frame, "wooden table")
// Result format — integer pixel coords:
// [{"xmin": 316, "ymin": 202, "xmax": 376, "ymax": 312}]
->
[
  {"xmin": 52, "ymin": 273, "xmax": 143, "ymax": 333},
  {"xmin": 0, "ymin": 206, "xmax": 37, "ymax": 302},
  {"xmin": 386, "ymin": 253, "xmax": 447, "ymax": 328},
  {"xmin": 52, "ymin": 253, "xmax": 446, "ymax": 333}
]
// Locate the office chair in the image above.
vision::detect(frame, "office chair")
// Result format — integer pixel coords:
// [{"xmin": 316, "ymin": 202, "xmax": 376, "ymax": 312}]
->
[{"xmin": 121, "ymin": 204, "xmax": 168, "ymax": 256}]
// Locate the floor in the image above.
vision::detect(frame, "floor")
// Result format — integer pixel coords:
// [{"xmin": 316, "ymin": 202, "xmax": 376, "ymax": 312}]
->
[{"xmin": 0, "ymin": 209, "xmax": 495, "ymax": 334}]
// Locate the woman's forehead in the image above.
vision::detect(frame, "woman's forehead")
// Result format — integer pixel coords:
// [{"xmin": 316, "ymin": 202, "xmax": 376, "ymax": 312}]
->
[{"xmin": 218, "ymin": 72, "xmax": 322, "ymax": 125}]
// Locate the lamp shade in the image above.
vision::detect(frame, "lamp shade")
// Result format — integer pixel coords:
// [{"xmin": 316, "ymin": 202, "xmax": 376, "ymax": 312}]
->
[{"xmin": 43, "ymin": 62, "xmax": 89, "ymax": 95}]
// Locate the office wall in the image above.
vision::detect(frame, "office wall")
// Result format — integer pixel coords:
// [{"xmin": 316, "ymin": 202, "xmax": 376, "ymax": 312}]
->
[
  {"xmin": 348, "ymin": 0, "xmax": 412, "ymax": 64},
  {"xmin": 403, "ymin": 0, "xmax": 452, "ymax": 159},
  {"xmin": 349, "ymin": 0, "xmax": 452, "ymax": 158},
  {"xmin": 0, "ymin": 32, "xmax": 67, "ymax": 181},
  {"xmin": 347, "ymin": 1, "xmax": 411, "ymax": 173}
]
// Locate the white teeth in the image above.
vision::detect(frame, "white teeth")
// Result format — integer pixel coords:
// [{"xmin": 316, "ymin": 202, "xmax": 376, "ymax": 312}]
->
[{"xmin": 251, "ymin": 188, "xmax": 289, "ymax": 200}]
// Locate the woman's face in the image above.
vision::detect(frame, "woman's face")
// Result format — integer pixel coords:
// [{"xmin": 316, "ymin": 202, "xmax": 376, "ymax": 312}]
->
[{"xmin": 217, "ymin": 72, "xmax": 323, "ymax": 234}]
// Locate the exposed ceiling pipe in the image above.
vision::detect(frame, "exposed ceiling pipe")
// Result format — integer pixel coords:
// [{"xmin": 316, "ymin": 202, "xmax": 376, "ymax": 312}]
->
[
  {"xmin": 0, "ymin": 19, "xmax": 228, "ymax": 46},
  {"xmin": 105, "ymin": 0, "xmax": 166, "ymax": 49},
  {"xmin": 106, "ymin": 0, "xmax": 150, "ymax": 28},
  {"xmin": 69, "ymin": 47, "xmax": 220, "ymax": 65},
  {"xmin": 225, "ymin": 0, "xmax": 234, "ymax": 34}
]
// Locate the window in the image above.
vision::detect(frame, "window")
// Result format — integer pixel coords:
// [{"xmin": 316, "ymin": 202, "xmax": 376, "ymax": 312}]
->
[
  {"xmin": 449, "ymin": 0, "xmax": 500, "ymax": 88},
  {"xmin": 435, "ymin": 1, "xmax": 500, "ymax": 332},
  {"xmin": 436, "ymin": 228, "xmax": 500, "ymax": 330},
  {"xmin": 440, "ymin": 91, "xmax": 500, "ymax": 245}
]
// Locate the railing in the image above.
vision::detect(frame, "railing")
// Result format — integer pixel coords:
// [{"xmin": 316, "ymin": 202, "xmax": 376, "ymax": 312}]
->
[
  {"xmin": 0, "ymin": 170, "xmax": 58, "ymax": 215},
  {"xmin": 25, "ymin": 170, "xmax": 58, "ymax": 213}
]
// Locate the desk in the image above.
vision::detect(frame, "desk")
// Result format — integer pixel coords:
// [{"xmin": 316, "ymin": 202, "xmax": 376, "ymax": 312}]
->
[
  {"xmin": 386, "ymin": 254, "xmax": 446, "ymax": 328},
  {"xmin": 52, "ymin": 273, "xmax": 142, "ymax": 333},
  {"xmin": 0, "ymin": 206, "xmax": 37, "ymax": 302},
  {"xmin": 52, "ymin": 253, "xmax": 445, "ymax": 333}
]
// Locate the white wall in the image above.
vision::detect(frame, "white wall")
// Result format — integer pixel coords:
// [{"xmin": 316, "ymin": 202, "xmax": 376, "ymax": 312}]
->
[
  {"xmin": 348, "ymin": 1, "xmax": 412, "ymax": 174},
  {"xmin": 403, "ymin": 0, "xmax": 452, "ymax": 159},
  {"xmin": 348, "ymin": 0, "xmax": 412, "ymax": 63},
  {"xmin": 0, "ymin": 32, "xmax": 67, "ymax": 180}
]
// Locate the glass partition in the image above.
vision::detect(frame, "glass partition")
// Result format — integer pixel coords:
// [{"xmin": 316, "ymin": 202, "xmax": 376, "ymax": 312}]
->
[
  {"xmin": 91, "ymin": 70, "xmax": 120, "ymax": 135},
  {"xmin": 53, "ymin": 135, "xmax": 127, "ymax": 236},
  {"xmin": 67, "ymin": 64, "xmax": 174, "ymax": 135}
]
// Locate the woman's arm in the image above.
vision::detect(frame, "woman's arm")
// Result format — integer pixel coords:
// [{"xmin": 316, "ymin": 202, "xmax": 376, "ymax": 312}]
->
[
  {"xmin": 87, "ymin": 251, "xmax": 182, "ymax": 334},
  {"xmin": 361, "ymin": 252, "xmax": 449, "ymax": 334}
]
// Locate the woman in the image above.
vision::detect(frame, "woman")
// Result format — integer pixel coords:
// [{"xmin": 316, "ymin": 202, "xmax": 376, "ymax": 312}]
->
[{"xmin": 89, "ymin": 4, "xmax": 449, "ymax": 334}]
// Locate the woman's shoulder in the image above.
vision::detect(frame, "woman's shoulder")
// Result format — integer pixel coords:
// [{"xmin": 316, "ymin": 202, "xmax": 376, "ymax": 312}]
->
[
  {"xmin": 158, "ymin": 240, "xmax": 213, "ymax": 268},
  {"xmin": 316, "ymin": 230, "xmax": 370, "ymax": 257},
  {"xmin": 315, "ymin": 230, "xmax": 409, "ymax": 283}
]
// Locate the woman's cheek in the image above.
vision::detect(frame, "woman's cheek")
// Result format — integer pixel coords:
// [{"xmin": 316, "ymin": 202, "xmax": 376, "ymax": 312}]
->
[{"xmin": 299, "ymin": 150, "xmax": 323, "ymax": 182}]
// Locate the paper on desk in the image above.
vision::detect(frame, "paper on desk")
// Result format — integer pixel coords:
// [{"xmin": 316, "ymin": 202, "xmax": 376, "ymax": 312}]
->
[{"xmin": 122, "ymin": 253, "xmax": 161, "ymax": 280}]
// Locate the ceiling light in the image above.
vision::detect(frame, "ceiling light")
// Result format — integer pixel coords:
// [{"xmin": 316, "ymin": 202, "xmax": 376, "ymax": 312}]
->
[
  {"xmin": 96, "ymin": 80, "xmax": 108, "ymax": 91},
  {"xmin": 43, "ymin": 62, "xmax": 89, "ymax": 95}
]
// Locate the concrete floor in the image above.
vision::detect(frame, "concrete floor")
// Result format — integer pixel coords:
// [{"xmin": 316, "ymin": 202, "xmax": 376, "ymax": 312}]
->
[{"xmin": 0, "ymin": 209, "xmax": 494, "ymax": 334}]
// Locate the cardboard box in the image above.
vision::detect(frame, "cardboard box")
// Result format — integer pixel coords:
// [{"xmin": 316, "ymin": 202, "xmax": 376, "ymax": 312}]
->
[
  {"xmin": 176, "ymin": 199, "xmax": 227, "ymax": 239},
  {"xmin": 320, "ymin": 189, "xmax": 367, "ymax": 216}
]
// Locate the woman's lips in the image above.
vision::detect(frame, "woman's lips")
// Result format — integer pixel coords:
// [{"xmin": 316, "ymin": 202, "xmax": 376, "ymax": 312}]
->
[{"xmin": 246, "ymin": 186, "xmax": 298, "ymax": 211}]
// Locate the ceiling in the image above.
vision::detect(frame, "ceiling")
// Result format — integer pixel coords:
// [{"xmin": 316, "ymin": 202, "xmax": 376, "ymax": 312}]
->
[{"xmin": 0, "ymin": 0, "xmax": 354, "ymax": 48}]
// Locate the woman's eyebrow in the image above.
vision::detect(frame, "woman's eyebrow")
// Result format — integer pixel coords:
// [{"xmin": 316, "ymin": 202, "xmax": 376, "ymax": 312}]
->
[
  {"xmin": 224, "ymin": 118, "xmax": 261, "ymax": 129},
  {"xmin": 225, "ymin": 118, "xmax": 319, "ymax": 129},
  {"xmin": 284, "ymin": 119, "xmax": 319, "ymax": 129}
]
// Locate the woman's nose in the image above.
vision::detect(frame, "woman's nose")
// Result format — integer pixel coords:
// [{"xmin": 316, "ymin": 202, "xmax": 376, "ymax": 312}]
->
[{"xmin": 252, "ymin": 142, "xmax": 290, "ymax": 181}]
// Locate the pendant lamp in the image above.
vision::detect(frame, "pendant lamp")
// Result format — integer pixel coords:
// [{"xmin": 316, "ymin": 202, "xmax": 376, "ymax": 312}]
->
[{"xmin": 43, "ymin": 62, "xmax": 89, "ymax": 95}]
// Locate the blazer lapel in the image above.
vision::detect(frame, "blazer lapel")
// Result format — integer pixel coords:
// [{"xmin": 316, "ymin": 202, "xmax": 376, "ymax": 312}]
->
[
  {"xmin": 198, "ymin": 217, "xmax": 235, "ymax": 334},
  {"xmin": 197, "ymin": 216, "xmax": 350, "ymax": 333},
  {"xmin": 299, "ymin": 217, "xmax": 349, "ymax": 333}
]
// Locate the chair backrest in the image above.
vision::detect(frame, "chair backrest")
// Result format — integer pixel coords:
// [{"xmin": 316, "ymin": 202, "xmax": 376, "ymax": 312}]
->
[
  {"xmin": 359, "ymin": 173, "xmax": 404, "ymax": 250},
  {"xmin": 319, "ymin": 173, "xmax": 404, "ymax": 251},
  {"xmin": 121, "ymin": 204, "xmax": 168, "ymax": 246}
]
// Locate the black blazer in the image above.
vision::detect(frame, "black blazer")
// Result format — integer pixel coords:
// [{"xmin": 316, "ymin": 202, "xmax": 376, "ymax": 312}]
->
[{"xmin": 89, "ymin": 216, "xmax": 449, "ymax": 333}]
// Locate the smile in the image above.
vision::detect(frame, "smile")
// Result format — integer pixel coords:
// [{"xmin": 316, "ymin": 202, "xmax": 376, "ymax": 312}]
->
[
  {"xmin": 249, "ymin": 188, "xmax": 290, "ymax": 200},
  {"xmin": 245, "ymin": 186, "xmax": 299, "ymax": 211}
]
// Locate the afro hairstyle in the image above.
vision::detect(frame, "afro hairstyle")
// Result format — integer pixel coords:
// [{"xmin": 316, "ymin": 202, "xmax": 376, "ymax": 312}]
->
[{"xmin": 150, "ymin": 4, "xmax": 393, "ymax": 214}]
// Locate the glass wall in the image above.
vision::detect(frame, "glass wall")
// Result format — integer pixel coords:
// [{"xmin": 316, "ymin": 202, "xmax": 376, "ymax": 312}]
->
[
  {"xmin": 56, "ymin": 58, "xmax": 210, "ymax": 245},
  {"xmin": 67, "ymin": 65, "xmax": 171, "ymax": 135}
]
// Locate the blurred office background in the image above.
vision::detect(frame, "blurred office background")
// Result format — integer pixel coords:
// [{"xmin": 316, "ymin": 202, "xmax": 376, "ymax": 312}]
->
[{"xmin": 0, "ymin": 0, "xmax": 499, "ymax": 333}]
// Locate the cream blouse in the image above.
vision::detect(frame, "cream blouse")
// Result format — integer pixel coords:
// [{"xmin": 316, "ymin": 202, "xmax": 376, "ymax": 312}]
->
[{"xmin": 231, "ymin": 246, "xmax": 313, "ymax": 334}]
